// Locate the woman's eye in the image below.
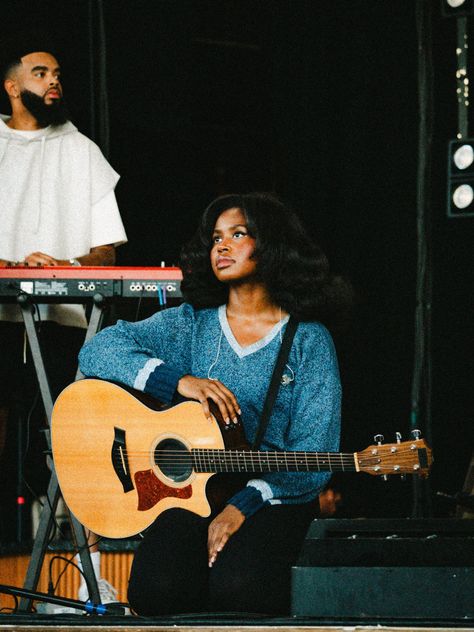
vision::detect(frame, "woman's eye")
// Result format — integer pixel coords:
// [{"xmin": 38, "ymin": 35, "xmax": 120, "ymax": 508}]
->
[
  {"xmin": 233, "ymin": 231, "xmax": 246, "ymax": 238},
  {"xmin": 212, "ymin": 236, "xmax": 222, "ymax": 243}
]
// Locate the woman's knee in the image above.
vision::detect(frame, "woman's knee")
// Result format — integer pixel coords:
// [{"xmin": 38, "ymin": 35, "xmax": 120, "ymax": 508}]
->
[{"xmin": 127, "ymin": 509, "xmax": 210, "ymax": 615}]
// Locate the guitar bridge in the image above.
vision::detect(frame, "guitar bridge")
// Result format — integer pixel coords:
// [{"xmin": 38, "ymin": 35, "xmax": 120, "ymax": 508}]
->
[{"xmin": 112, "ymin": 427, "xmax": 134, "ymax": 493}]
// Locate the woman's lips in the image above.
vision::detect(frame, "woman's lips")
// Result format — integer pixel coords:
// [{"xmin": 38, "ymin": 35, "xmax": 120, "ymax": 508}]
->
[{"xmin": 216, "ymin": 257, "xmax": 234, "ymax": 269}]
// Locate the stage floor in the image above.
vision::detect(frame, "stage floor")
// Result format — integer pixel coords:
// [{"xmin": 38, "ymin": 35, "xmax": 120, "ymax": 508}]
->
[
  {"xmin": 0, "ymin": 614, "xmax": 474, "ymax": 631},
  {"xmin": 2, "ymin": 522, "xmax": 473, "ymax": 630}
]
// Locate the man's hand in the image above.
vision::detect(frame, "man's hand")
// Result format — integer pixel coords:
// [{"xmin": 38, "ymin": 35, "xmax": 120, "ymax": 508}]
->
[
  {"xmin": 18, "ymin": 244, "xmax": 116, "ymax": 267},
  {"xmin": 208, "ymin": 504, "xmax": 245, "ymax": 567},
  {"xmin": 177, "ymin": 375, "xmax": 241, "ymax": 425},
  {"xmin": 23, "ymin": 251, "xmax": 59, "ymax": 266}
]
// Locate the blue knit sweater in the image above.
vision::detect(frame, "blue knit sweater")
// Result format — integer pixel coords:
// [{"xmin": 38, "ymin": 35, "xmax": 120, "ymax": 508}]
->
[{"xmin": 78, "ymin": 303, "xmax": 341, "ymax": 518}]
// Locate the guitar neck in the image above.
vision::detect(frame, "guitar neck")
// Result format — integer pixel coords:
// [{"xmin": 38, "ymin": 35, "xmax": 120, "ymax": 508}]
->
[{"xmin": 191, "ymin": 449, "xmax": 356, "ymax": 473}]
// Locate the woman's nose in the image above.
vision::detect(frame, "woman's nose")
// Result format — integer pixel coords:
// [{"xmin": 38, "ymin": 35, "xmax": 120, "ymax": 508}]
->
[{"xmin": 217, "ymin": 238, "xmax": 230, "ymax": 251}]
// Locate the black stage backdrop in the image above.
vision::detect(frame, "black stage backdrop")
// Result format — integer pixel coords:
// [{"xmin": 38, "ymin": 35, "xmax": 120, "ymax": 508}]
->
[{"xmin": 2, "ymin": 0, "xmax": 473, "ymax": 520}]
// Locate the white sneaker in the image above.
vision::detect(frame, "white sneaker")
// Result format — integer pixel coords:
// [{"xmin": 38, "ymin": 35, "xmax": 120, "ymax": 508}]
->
[
  {"xmin": 78, "ymin": 578, "xmax": 118, "ymax": 603},
  {"xmin": 37, "ymin": 602, "xmax": 80, "ymax": 615},
  {"xmin": 78, "ymin": 578, "xmax": 130, "ymax": 614}
]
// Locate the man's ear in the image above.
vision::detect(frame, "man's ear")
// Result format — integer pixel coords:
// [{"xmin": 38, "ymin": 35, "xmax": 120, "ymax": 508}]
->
[{"xmin": 4, "ymin": 77, "xmax": 19, "ymax": 99}]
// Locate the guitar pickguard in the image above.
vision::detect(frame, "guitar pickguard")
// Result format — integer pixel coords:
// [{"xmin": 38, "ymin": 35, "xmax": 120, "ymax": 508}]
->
[{"xmin": 134, "ymin": 469, "xmax": 192, "ymax": 511}]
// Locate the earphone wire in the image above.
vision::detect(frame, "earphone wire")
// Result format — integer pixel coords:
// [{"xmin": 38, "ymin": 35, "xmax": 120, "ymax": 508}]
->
[
  {"xmin": 207, "ymin": 327, "xmax": 223, "ymax": 380},
  {"xmin": 279, "ymin": 307, "xmax": 295, "ymax": 383}
]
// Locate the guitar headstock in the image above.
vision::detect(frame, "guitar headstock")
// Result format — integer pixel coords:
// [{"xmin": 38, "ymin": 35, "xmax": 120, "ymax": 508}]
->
[{"xmin": 355, "ymin": 435, "xmax": 433, "ymax": 477}]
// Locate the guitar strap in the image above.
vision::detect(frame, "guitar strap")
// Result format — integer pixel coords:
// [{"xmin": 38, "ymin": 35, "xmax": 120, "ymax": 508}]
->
[{"xmin": 251, "ymin": 316, "xmax": 299, "ymax": 450}]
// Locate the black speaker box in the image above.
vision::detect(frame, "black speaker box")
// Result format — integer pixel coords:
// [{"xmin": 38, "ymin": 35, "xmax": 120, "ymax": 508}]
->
[{"xmin": 291, "ymin": 518, "xmax": 474, "ymax": 619}]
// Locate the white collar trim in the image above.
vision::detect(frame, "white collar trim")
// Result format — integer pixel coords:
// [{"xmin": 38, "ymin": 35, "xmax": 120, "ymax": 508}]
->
[{"xmin": 218, "ymin": 304, "xmax": 289, "ymax": 359}]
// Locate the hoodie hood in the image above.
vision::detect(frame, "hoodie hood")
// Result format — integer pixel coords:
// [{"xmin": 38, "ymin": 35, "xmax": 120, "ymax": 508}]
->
[
  {"xmin": 0, "ymin": 115, "xmax": 78, "ymax": 235},
  {"xmin": 0, "ymin": 113, "xmax": 78, "ymax": 141}
]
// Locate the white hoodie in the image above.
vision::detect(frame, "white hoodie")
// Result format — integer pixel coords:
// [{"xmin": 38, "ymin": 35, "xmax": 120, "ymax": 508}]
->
[{"xmin": 0, "ymin": 115, "xmax": 127, "ymax": 326}]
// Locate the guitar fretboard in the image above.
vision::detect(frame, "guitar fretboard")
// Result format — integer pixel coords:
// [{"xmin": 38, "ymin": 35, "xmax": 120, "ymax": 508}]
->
[{"xmin": 189, "ymin": 449, "xmax": 357, "ymax": 473}]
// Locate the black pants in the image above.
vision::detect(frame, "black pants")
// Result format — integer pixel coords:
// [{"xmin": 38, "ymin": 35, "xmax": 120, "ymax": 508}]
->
[{"xmin": 128, "ymin": 501, "xmax": 317, "ymax": 616}]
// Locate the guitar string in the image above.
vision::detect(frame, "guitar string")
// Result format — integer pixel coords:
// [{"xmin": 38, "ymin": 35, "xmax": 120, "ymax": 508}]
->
[
  {"xmin": 111, "ymin": 448, "xmax": 417, "ymax": 459},
  {"xmin": 109, "ymin": 447, "xmax": 421, "ymax": 467},
  {"xmin": 111, "ymin": 446, "xmax": 418, "ymax": 457},
  {"xmin": 111, "ymin": 449, "xmax": 358, "ymax": 459},
  {"xmin": 108, "ymin": 458, "xmax": 418, "ymax": 472},
  {"xmin": 108, "ymin": 458, "xmax": 421, "ymax": 473},
  {"xmin": 111, "ymin": 452, "xmax": 358, "ymax": 466}
]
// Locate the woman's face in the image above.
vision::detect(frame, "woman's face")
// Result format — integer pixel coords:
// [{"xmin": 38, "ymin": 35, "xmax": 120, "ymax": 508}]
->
[{"xmin": 210, "ymin": 207, "xmax": 257, "ymax": 283}]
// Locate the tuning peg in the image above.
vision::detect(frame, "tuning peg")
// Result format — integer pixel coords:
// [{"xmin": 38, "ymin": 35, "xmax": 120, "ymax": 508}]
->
[
  {"xmin": 372, "ymin": 434, "xmax": 388, "ymax": 480},
  {"xmin": 372, "ymin": 434, "xmax": 388, "ymax": 479},
  {"xmin": 393, "ymin": 432, "xmax": 406, "ymax": 479},
  {"xmin": 411, "ymin": 429, "xmax": 421, "ymax": 440}
]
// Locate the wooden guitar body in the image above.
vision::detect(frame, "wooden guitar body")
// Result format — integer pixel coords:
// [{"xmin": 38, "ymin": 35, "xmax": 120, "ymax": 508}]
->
[{"xmin": 51, "ymin": 379, "xmax": 248, "ymax": 538}]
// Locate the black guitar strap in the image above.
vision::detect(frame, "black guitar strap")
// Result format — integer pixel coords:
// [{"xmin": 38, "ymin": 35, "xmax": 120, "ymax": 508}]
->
[{"xmin": 251, "ymin": 316, "xmax": 299, "ymax": 450}]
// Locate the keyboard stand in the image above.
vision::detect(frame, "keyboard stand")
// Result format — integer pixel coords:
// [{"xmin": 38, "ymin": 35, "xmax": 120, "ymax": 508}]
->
[{"xmin": 17, "ymin": 295, "xmax": 105, "ymax": 611}]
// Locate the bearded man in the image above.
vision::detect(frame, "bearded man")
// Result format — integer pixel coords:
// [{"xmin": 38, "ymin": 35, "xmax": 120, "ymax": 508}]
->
[
  {"xmin": 0, "ymin": 43, "xmax": 126, "ymax": 283},
  {"xmin": 0, "ymin": 37, "xmax": 127, "ymax": 606}
]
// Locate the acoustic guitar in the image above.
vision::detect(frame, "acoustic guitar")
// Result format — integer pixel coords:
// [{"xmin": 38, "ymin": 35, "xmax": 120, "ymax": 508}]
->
[{"xmin": 51, "ymin": 379, "xmax": 433, "ymax": 538}]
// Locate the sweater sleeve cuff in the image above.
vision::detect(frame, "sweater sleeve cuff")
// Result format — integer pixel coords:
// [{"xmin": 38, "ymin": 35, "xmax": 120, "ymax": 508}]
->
[
  {"xmin": 144, "ymin": 363, "xmax": 184, "ymax": 403},
  {"xmin": 227, "ymin": 485, "xmax": 265, "ymax": 518}
]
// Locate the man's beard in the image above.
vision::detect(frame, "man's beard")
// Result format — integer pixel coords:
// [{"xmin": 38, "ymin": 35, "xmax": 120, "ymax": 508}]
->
[{"xmin": 20, "ymin": 89, "xmax": 69, "ymax": 127}]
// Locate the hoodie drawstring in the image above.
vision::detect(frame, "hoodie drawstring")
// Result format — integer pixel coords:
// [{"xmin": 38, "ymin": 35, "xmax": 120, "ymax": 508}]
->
[{"xmin": 37, "ymin": 136, "xmax": 46, "ymax": 233}]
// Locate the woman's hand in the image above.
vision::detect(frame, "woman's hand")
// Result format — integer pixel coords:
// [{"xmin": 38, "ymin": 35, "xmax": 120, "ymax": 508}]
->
[
  {"xmin": 177, "ymin": 375, "xmax": 241, "ymax": 424},
  {"xmin": 207, "ymin": 504, "xmax": 245, "ymax": 567}
]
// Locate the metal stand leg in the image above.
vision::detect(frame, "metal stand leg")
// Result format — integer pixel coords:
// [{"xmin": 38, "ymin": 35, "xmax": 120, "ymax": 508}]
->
[
  {"xmin": 19, "ymin": 471, "xmax": 60, "ymax": 611},
  {"xmin": 19, "ymin": 470, "xmax": 101, "ymax": 610},
  {"xmin": 15, "ymin": 407, "xmax": 25, "ymax": 542},
  {"xmin": 18, "ymin": 298, "xmax": 54, "ymax": 421},
  {"xmin": 17, "ymin": 297, "xmax": 103, "ymax": 611}
]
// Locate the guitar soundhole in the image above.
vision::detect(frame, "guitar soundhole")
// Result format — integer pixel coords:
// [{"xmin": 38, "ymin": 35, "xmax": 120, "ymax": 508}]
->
[{"xmin": 154, "ymin": 438, "xmax": 192, "ymax": 483}]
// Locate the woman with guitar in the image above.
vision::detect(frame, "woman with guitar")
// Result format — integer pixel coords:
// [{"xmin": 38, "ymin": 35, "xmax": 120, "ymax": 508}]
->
[{"xmin": 78, "ymin": 192, "xmax": 352, "ymax": 616}]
